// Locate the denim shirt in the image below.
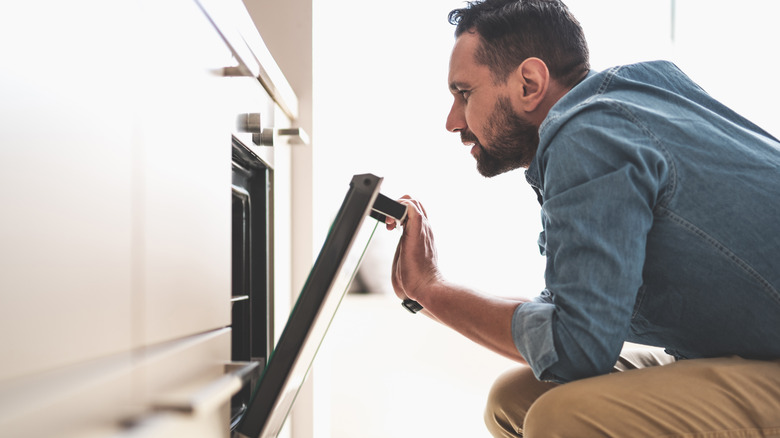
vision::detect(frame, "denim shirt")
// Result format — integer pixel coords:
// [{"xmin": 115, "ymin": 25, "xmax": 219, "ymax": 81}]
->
[{"xmin": 514, "ymin": 61, "xmax": 780, "ymax": 383}]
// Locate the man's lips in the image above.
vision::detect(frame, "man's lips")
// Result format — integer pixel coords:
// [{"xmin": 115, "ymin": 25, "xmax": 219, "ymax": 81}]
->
[
  {"xmin": 461, "ymin": 135, "xmax": 477, "ymax": 147},
  {"xmin": 465, "ymin": 142, "xmax": 479, "ymax": 157},
  {"xmin": 460, "ymin": 132, "xmax": 481, "ymax": 157}
]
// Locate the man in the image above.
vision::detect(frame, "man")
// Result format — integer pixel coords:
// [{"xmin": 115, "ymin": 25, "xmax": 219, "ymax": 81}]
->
[{"xmin": 387, "ymin": 0, "xmax": 780, "ymax": 436}]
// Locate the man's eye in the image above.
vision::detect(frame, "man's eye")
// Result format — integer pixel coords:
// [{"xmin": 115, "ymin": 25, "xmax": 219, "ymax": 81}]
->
[{"xmin": 459, "ymin": 90, "xmax": 471, "ymax": 100}]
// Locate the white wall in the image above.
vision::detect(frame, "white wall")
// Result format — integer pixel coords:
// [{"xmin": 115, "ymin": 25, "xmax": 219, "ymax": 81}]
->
[
  {"xmin": 670, "ymin": 0, "xmax": 780, "ymax": 137},
  {"xmin": 569, "ymin": 0, "xmax": 780, "ymax": 137}
]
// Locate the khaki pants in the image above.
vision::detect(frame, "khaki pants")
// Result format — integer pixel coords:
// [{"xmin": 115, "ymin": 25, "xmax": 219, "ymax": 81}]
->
[{"xmin": 485, "ymin": 348, "xmax": 780, "ymax": 437}]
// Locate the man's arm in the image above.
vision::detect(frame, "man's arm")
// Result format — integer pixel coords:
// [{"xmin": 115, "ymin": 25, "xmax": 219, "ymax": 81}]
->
[
  {"xmin": 417, "ymin": 280, "xmax": 530, "ymax": 362},
  {"xmin": 389, "ymin": 196, "xmax": 529, "ymax": 363}
]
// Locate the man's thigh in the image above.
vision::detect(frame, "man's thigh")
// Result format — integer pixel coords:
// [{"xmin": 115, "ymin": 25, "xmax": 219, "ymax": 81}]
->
[
  {"xmin": 524, "ymin": 356, "xmax": 780, "ymax": 437},
  {"xmin": 485, "ymin": 346, "xmax": 673, "ymax": 437}
]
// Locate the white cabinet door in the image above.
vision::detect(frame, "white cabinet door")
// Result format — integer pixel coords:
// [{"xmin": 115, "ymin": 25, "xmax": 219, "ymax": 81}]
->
[
  {"xmin": 0, "ymin": 1, "xmax": 137, "ymax": 382},
  {"xmin": 134, "ymin": 0, "xmax": 233, "ymax": 346}
]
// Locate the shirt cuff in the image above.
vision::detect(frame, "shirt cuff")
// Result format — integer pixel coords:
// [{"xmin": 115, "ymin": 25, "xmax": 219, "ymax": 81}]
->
[{"xmin": 512, "ymin": 301, "xmax": 559, "ymax": 381}]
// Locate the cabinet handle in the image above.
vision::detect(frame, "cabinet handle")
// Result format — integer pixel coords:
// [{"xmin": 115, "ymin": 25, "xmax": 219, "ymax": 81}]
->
[
  {"xmin": 152, "ymin": 361, "xmax": 260, "ymax": 415},
  {"xmin": 277, "ymin": 127, "xmax": 309, "ymax": 145},
  {"xmin": 252, "ymin": 127, "xmax": 309, "ymax": 147},
  {"xmin": 223, "ymin": 65, "xmax": 254, "ymax": 77}
]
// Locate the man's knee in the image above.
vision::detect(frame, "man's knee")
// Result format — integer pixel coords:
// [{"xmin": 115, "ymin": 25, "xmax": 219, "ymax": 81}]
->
[
  {"xmin": 523, "ymin": 380, "xmax": 605, "ymax": 437},
  {"xmin": 523, "ymin": 369, "xmax": 664, "ymax": 436},
  {"xmin": 484, "ymin": 366, "xmax": 559, "ymax": 438}
]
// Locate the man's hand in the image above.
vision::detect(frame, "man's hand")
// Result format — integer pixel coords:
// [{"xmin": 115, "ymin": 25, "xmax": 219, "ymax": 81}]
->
[
  {"xmin": 387, "ymin": 196, "xmax": 443, "ymax": 303},
  {"xmin": 385, "ymin": 196, "xmax": 529, "ymax": 362}
]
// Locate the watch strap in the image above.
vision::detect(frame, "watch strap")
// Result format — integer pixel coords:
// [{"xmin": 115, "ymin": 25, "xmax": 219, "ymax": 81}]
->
[{"xmin": 402, "ymin": 299, "xmax": 424, "ymax": 314}]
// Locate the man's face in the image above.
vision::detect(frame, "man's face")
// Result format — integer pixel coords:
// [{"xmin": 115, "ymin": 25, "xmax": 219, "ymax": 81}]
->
[{"xmin": 446, "ymin": 32, "xmax": 539, "ymax": 177}]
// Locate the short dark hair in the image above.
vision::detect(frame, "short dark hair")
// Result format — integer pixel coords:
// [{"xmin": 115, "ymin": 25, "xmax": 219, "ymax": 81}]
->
[{"xmin": 448, "ymin": 0, "xmax": 590, "ymax": 88}]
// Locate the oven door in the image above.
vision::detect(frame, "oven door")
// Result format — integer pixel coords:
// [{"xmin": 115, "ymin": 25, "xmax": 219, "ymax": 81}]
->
[{"xmin": 235, "ymin": 174, "xmax": 407, "ymax": 438}]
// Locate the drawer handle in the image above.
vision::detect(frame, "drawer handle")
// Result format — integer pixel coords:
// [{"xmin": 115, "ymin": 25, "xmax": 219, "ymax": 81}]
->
[{"xmin": 152, "ymin": 361, "xmax": 260, "ymax": 415}]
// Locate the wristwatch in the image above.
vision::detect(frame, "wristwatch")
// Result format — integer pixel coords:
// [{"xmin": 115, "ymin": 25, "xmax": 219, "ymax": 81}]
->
[{"xmin": 402, "ymin": 299, "xmax": 424, "ymax": 314}]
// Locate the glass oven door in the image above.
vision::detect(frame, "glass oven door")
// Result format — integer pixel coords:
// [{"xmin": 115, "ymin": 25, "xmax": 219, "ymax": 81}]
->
[{"xmin": 235, "ymin": 173, "xmax": 404, "ymax": 438}]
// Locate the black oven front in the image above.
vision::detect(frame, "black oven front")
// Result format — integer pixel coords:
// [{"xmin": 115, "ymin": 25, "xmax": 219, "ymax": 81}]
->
[{"xmin": 230, "ymin": 137, "xmax": 273, "ymax": 428}]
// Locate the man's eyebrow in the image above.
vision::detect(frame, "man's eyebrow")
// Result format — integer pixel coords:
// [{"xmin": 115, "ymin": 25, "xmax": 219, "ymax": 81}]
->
[{"xmin": 449, "ymin": 81, "xmax": 469, "ymax": 92}]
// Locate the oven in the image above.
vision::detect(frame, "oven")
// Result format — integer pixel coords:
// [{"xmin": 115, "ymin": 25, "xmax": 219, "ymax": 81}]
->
[
  {"xmin": 200, "ymin": 0, "xmax": 306, "ymax": 428},
  {"xmin": 230, "ymin": 136, "xmax": 273, "ymax": 427}
]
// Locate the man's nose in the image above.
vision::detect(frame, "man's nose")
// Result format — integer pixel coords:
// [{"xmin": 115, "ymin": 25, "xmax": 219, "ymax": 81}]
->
[{"xmin": 446, "ymin": 101, "xmax": 466, "ymax": 133}]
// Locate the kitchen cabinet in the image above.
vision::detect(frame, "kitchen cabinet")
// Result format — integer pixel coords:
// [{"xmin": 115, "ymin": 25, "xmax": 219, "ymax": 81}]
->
[
  {"xmin": 0, "ymin": 0, "xmax": 137, "ymax": 385},
  {"xmin": 0, "ymin": 0, "xmax": 300, "ymax": 436},
  {"xmin": 133, "ymin": 0, "xmax": 232, "ymax": 347}
]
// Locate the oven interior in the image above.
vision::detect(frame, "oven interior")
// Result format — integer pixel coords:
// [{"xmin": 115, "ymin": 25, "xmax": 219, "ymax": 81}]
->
[{"xmin": 230, "ymin": 138, "xmax": 273, "ymax": 428}]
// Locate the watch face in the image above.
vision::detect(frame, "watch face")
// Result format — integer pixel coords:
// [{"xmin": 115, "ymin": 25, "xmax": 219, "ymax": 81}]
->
[{"xmin": 237, "ymin": 174, "xmax": 384, "ymax": 438}]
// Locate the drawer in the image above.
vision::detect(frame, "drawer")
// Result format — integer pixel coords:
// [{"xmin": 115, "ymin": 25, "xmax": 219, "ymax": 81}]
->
[{"xmin": 0, "ymin": 328, "xmax": 247, "ymax": 438}]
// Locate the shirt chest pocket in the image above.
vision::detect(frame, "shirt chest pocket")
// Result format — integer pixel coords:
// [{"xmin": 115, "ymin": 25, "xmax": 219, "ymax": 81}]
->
[{"xmin": 538, "ymin": 230, "xmax": 547, "ymax": 256}]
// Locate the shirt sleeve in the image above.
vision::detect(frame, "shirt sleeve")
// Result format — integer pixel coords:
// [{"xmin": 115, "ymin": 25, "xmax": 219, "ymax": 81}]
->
[{"xmin": 513, "ymin": 102, "xmax": 671, "ymax": 383}]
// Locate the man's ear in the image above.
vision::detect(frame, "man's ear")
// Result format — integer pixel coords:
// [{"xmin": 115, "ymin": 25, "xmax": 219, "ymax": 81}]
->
[{"xmin": 510, "ymin": 57, "xmax": 550, "ymax": 112}]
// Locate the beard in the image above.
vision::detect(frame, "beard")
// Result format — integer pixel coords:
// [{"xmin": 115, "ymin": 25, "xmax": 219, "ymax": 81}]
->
[{"xmin": 462, "ymin": 95, "xmax": 540, "ymax": 178}]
